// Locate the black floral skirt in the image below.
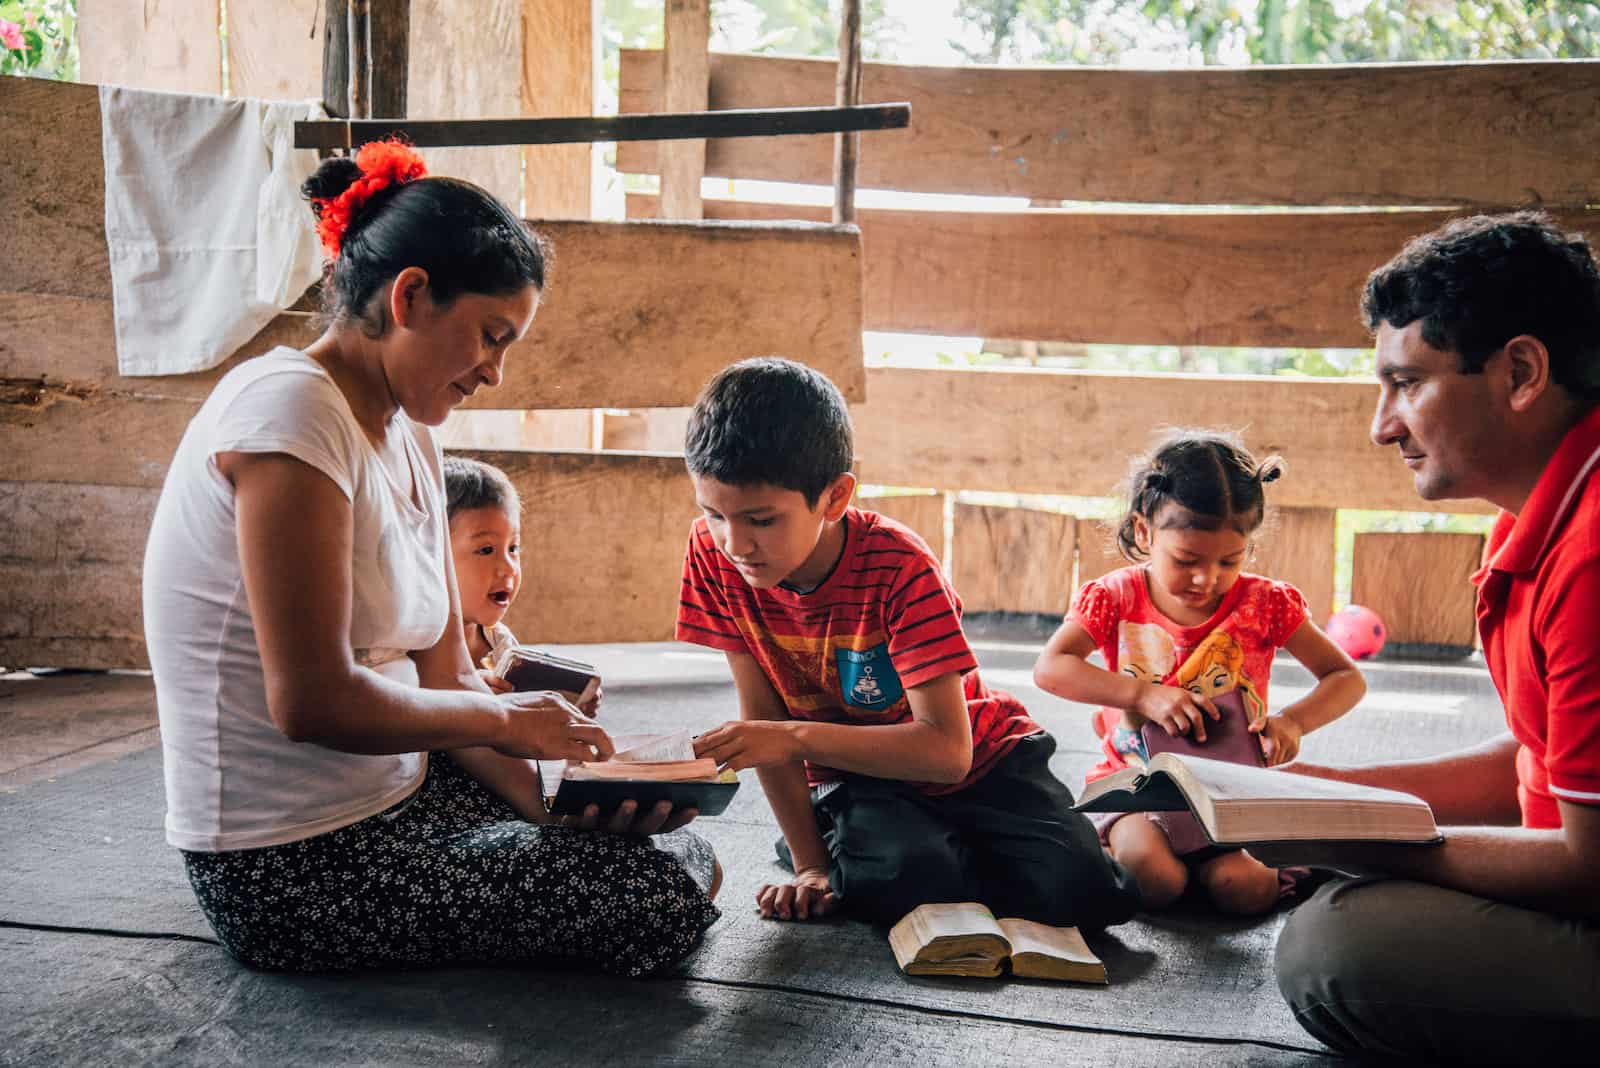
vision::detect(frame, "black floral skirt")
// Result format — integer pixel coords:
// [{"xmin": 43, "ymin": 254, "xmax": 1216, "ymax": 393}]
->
[{"xmin": 181, "ymin": 753, "xmax": 720, "ymax": 977}]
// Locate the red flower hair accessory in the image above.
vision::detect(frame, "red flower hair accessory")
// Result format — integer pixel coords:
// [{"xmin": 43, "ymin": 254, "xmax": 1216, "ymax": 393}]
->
[{"xmin": 313, "ymin": 138, "xmax": 428, "ymax": 256}]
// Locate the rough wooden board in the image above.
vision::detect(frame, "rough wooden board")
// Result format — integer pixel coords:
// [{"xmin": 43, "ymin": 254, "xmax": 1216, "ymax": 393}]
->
[
  {"xmin": 1254, "ymin": 507, "xmax": 1337, "ymax": 627},
  {"xmin": 439, "ymin": 409, "xmax": 596, "ymax": 450},
  {"xmin": 457, "ymin": 449, "xmax": 700, "ymax": 643},
  {"xmin": 951, "ymin": 504, "xmax": 1075, "ymax": 616},
  {"xmin": 659, "ymin": 0, "xmax": 710, "ymax": 220},
  {"xmin": 521, "ymin": 0, "xmax": 594, "ymax": 219},
  {"xmin": 1351, "ymin": 531, "xmax": 1485, "ymax": 649},
  {"xmin": 853, "ymin": 367, "xmax": 1494, "ymax": 515},
  {"xmin": 78, "ymin": 0, "xmax": 222, "ymax": 94},
  {"xmin": 620, "ymin": 51, "xmax": 1600, "ymax": 207},
  {"xmin": 631, "ymin": 194, "xmax": 1600, "ymax": 349},
  {"xmin": 1074, "ymin": 517, "xmax": 1127, "ymax": 589},
  {"xmin": 601, "ymin": 407, "xmax": 692, "ymax": 452},
  {"xmin": 225, "ymin": 0, "xmax": 324, "ymax": 101},
  {"xmin": 860, "ymin": 492, "xmax": 946, "ymax": 563}
]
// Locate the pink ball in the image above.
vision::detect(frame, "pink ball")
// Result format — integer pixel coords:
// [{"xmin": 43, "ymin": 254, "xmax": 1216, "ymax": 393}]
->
[{"xmin": 1327, "ymin": 604, "xmax": 1387, "ymax": 659}]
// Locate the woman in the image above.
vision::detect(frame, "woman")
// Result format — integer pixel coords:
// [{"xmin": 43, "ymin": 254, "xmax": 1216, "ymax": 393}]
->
[{"xmin": 142, "ymin": 141, "xmax": 719, "ymax": 976}]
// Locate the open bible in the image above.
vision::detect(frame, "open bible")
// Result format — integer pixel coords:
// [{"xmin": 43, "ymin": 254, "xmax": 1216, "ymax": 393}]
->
[
  {"xmin": 1074, "ymin": 754, "xmax": 1442, "ymax": 846},
  {"xmin": 888, "ymin": 902, "xmax": 1107, "ymax": 983},
  {"xmin": 542, "ymin": 732, "xmax": 739, "ymax": 817}
]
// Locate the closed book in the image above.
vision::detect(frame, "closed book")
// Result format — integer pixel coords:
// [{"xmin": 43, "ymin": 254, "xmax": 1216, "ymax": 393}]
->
[{"xmin": 493, "ymin": 646, "xmax": 601, "ymax": 705}]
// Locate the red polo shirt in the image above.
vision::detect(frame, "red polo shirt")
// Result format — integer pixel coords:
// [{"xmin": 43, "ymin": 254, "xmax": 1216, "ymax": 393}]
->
[{"xmin": 1474, "ymin": 405, "xmax": 1600, "ymax": 829}]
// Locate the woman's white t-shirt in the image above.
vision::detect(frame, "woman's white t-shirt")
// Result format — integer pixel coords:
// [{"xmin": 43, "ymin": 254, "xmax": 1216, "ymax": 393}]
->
[{"xmin": 144, "ymin": 348, "xmax": 450, "ymax": 851}]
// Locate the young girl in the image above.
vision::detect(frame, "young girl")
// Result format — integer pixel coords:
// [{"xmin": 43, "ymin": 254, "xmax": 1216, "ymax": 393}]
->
[
  {"xmin": 1033, "ymin": 430, "xmax": 1365, "ymax": 915},
  {"xmin": 443, "ymin": 456, "xmax": 523, "ymax": 679}
]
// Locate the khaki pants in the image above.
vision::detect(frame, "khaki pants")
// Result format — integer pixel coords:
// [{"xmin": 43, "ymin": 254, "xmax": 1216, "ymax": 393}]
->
[{"xmin": 1276, "ymin": 877, "xmax": 1600, "ymax": 1064}]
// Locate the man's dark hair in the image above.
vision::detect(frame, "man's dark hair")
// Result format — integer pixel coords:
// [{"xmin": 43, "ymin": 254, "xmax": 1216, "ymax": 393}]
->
[
  {"xmin": 1363, "ymin": 211, "xmax": 1600, "ymax": 401},
  {"xmin": 684, "ymin": 357, "xmax": 854, "ymax": 506}
]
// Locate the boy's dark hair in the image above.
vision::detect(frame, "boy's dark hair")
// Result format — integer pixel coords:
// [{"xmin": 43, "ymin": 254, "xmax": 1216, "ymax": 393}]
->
[
  {"xmin": 684, "ymin": 357, "xmax": 854, "ymax": 506},
  {"xmin": 1363, "ymin": 210, "xmax": 1600, "ymax": 401},
  {"xmin": 1116, "ymin": 429, "xmax": 1283, "ymax": 561},
  {"xmin": 303, "ymin": 157, "xmax": 548, "ymax": 334},
  {"xmin": 444, "ymin": 457, "xmax": 520, "ymax": 521}
]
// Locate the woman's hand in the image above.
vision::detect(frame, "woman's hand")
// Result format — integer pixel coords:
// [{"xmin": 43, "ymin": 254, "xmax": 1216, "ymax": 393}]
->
[
  {"xmin": 493, "ymin": 690, "xmax": 614, "ymax": 762},
  {"xmin": 694, "ymin": 720, "xmax": 800, "ymax": 772},
  {"xmin": 1131, "ymin": 684, "xmax": 1219, "ymax": 742},
  {"xmin": 756, "ymin": 866, "xmax": 838, "ymax": 921},
  {"xmin": 1251, "ymin": 713, "xmax": 1305, "ymax": 766},
  {"xmin": 556, "ymin": 798, "xmax": 698, "ymax": 835}
]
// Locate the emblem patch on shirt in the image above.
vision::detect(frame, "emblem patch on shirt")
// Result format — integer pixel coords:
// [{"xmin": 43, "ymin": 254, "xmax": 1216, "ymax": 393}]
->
[{"xmin": 836, "ymin": 644, "xmax": 903, "ymax": 710}]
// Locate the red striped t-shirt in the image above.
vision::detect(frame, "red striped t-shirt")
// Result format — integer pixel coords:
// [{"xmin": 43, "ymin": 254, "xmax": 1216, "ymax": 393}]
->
[{"xmin": 675, "ymin": 507, "xmax": 1040, "ymax": 795}]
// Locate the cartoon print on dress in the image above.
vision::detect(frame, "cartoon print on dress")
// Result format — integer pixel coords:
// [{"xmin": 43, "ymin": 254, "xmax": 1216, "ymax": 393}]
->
[
  {"xmin": 836, "ymin": 644, "xmax": 904, "ymax": 711},
  {"xmin": 1107, "ymin": 622, "xmax": 1180, "ymax": 767},
  {"xmin": 1171, "ymin": 629, "xmax": 1266, "ymax": 723}
]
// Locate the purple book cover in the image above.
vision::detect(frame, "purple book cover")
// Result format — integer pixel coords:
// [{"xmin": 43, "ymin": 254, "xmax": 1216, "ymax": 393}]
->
[{"xmin": 1140, "ymin": 687, "xmax": 1266, "ymax": 768}]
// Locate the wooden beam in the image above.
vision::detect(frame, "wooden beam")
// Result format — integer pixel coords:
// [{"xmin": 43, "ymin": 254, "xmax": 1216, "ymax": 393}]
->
[
  {"xmin": 1253, "ymin": 507, "xmax": 1337, "ymax": 627},
  {"xmin": 223, "ymin": 0, "xmax": 323, "ymax": 101},
  {"xmin": 630, "ymin": 194, "xmax": 1600, "ymax": 349},
  {"xmin": 1352, "ymin": 532, "xmax": 1484, "ymax": 652},
  {"xmin": 833, "ymin": 0, "xmax": 862, "ymax": 225},
  {"xmin": 852, "ymin": 367, "xmax": 1495, "ymax": 515},
  {"xmin": 370, "ymin": 0, "xmax": 410, "ymax": 118},
  {"xmin": 454, "ymin": 450, "xmax": 700, "ymax": 643},
  {"xmin": 323, "ymin": 0, "xmax": 350, "ymax": 116},
  {"xmin": 521, "ymin": 0, "xmax": 594, "ymax": 219},
  {"xmin": 77, "ymin": 0, "xmax": 222, "ymax": 95},
  {"xmin": 951, "ymin": 504, "xmax": 1076, "ymax": 615},
  {"xmin": 620, "ymin": 52, "xmax": 1600, "ymax": 207},
  {"xmin": 1074, "ymin": 517, "xmax": 1125, "ymax": 589},
  {"xmin": 660, "ymin": 0, "xmax": 710, "ymax": 220}
]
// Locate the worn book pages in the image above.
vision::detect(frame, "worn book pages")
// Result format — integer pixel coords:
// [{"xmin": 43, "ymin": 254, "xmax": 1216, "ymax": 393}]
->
[{"xmin": 888, "ymin": 903, "xmax": 1105, "ymax": 983}]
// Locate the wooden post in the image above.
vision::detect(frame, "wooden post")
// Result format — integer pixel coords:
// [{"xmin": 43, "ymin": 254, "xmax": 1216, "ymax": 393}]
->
[
  {"xmin": 322, "ymin": 0, "xmax": 351, "ymax": 119},
  {"xmin": 833, "ymin": 0, "xmax": 863, "ymax": 224},
  {"xmin": 349, "ymin": 0, "xmax": 371, "ymax": 120},
  {"xmin": 521, "ymin": 0, "xmax": 595, "ymax": 219},
  {"xmin": 370, "ymin": 0, "xmax": 410, "ymax": 119},
  {"xmin": 660, "ymin": 0, "xmax": 710, "ymax": 220}
]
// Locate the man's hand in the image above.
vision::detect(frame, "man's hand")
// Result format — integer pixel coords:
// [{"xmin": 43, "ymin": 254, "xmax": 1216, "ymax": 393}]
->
[
  {"xmin": 694, "ymin": 719, "xmax": 800, "ymax": 772},
  {"xmin": 757, "ymin": 866, "xmax": 839, "ymax": 921},
  {"xmin": 1131, "ymin": 684, "xmax": 1219, "ymax": 742},
  {"xmin": 1252, "ymin": 713, "xmax": 1304, "ymax": 766},
  {"xmin": 558, "ymin": 798, "xmax": 699, "ymax": 835}
]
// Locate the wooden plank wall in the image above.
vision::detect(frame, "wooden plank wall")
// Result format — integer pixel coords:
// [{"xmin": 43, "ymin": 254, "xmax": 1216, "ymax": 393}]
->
[
  {"xmin": 78, "ymin": 0, "xmax": 221, "ymax": 94},
  {"xmin": 859, "ymin": 493, "xmax": 946, "ymax": 563},
  {"xmin": 1351, "ymin": 532, "xmax": 1485, "ymax": 652},
  {"xmin": 620, "ymin": 51, "xmax": 1600, "ymax": 206},
  {"xmin": 952, "ymin": 504, "xmax": 1075, "ymax": 616}
]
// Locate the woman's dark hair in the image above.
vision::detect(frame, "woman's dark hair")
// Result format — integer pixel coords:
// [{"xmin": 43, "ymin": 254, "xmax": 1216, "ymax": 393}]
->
[
  {"xmin": 1363, "ymin": 210, "xmax": 1600, "ymax": 401},
  {"xmin": 685, "ymin": 357, "xmax": 854, "ymax": 507},
  {"xmin": 443, "ymin": 457, "xmax": 520, "ymax": 522},
  {"xmin": 302, "ymin": 150, "xmax": 548, "ymax": 334},
  {"xmin": 1115, "ymin": 429, "xmax": 1283, "ymax": 561}
]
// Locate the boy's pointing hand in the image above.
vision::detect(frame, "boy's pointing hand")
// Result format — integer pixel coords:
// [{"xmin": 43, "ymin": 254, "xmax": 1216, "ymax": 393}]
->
[{"xmin": 693, "ymin": 720, "xmax": 801, "ymax": 771}]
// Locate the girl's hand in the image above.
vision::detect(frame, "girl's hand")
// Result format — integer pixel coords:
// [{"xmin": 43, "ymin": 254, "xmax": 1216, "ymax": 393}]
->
[
  {"xmin": 1131, "ymin": 684, "xmax": 1219, "ymax": 742},
  {"xmin": 694, "ymin": 720, "xmax": 800, "ymax": 771},
  {"xmin": 477, "ymin": 667, "xmax": 513, "ymax": 694},
  {"xmin": 1251, "ymin": 713, "xmax": 1304, "ymax": 766},
  {"xmin": 757, "ymin": 866, "xmax": 838, "ymax": 921},
  {"xmin": 493, "ymin": 690, "xmax": 614, "ymax": 762}
]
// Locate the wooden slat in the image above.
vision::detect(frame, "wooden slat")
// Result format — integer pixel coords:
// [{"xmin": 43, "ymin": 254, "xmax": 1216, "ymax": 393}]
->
[
  {"xmin": 660, "ymin": 0, "xmax": 710, "ymax": 220},
  {"xmin": 1075, "ymin": 518, "xmax": 1126, "ymax": 589},
  {"xmin": 620, "ymin": 50, "xmax": 1600, "ymax": 207},
  {"xmin": 439, "ymin": 410, "xmax": 595, "ymax": 451},
  {"xmin": 854, "ymin": 367, "xmax": 1494, "ymax": 515},
  {"xmin": 951, "ymin": 504, "xmax": 1075, "ymax": 615},
  {"xmin": 1351, "ymin": 531, "xmax": 1484, "ymax": 652},
  {"xmin": 78, "ymin": 0, "xmax": 222, "ymax": 94},
  {"xmin": 1253, "ymin": 507, "xmax": 1337, "ymax": 627},
  {"xmin": 859, "ymin": 492, "xmax": 945, "ymax": 562},
  {"xmin": 407, "ymin": 0, "xmax": 522, "ymax": 207},
  {"xmin": 456, "ymin": 450, "xmax": 699, "ymax": 643},
  {"xmin": 226, "ymin": 0, "xmax": 323, "ymax": 101},
  {"xmin": 632, "ymin": 193, "xmax": 1600, "ymax": 348},
  {"xmin": 521, "ymin": 0, "xmax": 594, "ymax": 220}
]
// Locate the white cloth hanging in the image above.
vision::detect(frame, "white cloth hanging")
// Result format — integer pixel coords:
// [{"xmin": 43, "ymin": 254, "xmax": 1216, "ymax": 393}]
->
[{"xmin": 99, "ymin": 85, "xmax": 327, "ymax": 377}]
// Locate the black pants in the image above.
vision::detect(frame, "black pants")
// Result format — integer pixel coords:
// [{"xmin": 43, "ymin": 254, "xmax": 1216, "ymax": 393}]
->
[{"xmin": 812, "ymin": 733, "xmax": 1141, "ymax": 928}]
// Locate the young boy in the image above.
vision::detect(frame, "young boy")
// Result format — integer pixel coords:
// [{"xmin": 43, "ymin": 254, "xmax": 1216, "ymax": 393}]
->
[{"xmin": 681, "ymin": 357, "xmax": 1140, "ymax": 927}]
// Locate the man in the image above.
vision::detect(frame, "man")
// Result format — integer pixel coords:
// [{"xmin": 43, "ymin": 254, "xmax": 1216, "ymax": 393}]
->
[{"xmin": 1270, "ymin": 212, "xmax": 1600, "ymax": 1063}]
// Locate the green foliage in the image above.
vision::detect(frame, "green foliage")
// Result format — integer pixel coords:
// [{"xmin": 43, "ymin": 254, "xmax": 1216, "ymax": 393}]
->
[{"xmin": 0, "ymin": 0, "xmax": 75, "ymax": 80}]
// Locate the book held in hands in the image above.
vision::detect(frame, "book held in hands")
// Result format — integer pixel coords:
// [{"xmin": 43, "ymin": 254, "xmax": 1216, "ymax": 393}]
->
[
  {"xmin": 492, "ymin": 646, "xmax": 602, "ymax": 706},
  {"xmin": 541, "ymin": 732, "xmax": 740, "ymax": 817},
  {"xmin": 1074, "ymin": 754, "xmax": 1443, "ymax": 847},
  {"xmin": 888, "ymin": 902, "xmax": 1108, "ymax": 984}
]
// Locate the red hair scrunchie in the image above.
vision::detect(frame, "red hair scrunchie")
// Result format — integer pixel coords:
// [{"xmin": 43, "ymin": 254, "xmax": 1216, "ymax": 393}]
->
[{"xmin": 313, "ymin": 138, "xmax": 429, "ymax": 257}]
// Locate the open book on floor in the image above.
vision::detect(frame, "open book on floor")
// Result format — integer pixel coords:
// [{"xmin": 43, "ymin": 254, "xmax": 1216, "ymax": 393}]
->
[
  {"xmin": 888, "ymin": 902, "xmax": 1107, "ymax": 984},
  {"xmin": 1074, "ymin": 753, "xmax": 1442, "ymax": 846},
  {"xmin": 542, "ymin": 732, "xmax": 739, "ymax": 817}
]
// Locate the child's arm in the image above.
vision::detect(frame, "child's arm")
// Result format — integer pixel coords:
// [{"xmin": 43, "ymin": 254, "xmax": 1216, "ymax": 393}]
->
[
  {"xmin": 695, "ymin": 668, "xmax": 974, "ymax": 784},
  {"xmin": 1033, "ymin": 619, "xmax": 1220, "ymax": 740},
  {"xmin": 1251, "ymin": 618, "xmax": 1366, "ymax": 765},
  {"xmin": 723, "ymin": 651, "xmax": 839, "ymax": 921}
]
